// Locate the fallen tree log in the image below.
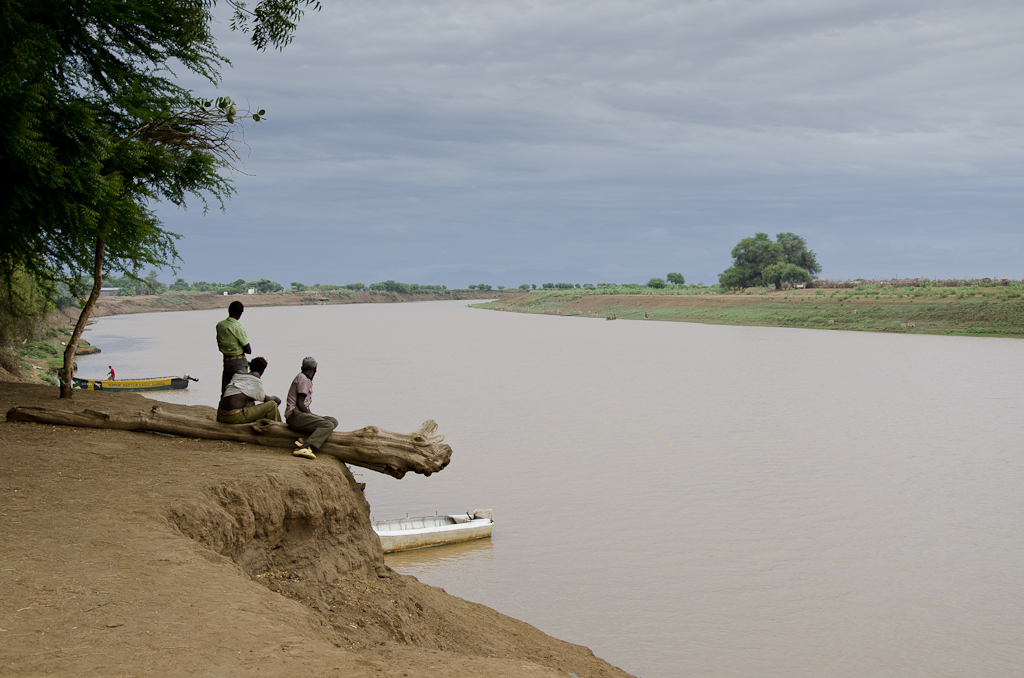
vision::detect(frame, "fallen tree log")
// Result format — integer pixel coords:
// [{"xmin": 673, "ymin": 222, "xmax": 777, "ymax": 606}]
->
[{"xmin": 5, "ymin": 405, "xmax": 451, "ymax": 479}]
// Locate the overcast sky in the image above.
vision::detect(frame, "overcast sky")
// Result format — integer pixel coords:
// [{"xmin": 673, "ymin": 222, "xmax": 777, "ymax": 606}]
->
[{"xmin": 157, "ymin": 0, "xmax": 1024, "ymax": 288}]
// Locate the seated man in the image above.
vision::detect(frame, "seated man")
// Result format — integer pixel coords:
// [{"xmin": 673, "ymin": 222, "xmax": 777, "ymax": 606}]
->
[
  {"xmin": 285, "ymin": 356, "xmax": 338, "ymax": 460},
  {"xmin": 217, "ymin": 357, "xmax": 283, "ymax": 424}
]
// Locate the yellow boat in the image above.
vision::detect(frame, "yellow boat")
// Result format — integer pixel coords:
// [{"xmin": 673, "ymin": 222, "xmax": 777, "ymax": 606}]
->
[{"xmin": 72, "ymin": 375, "xmax": 196, "ymax": 392}]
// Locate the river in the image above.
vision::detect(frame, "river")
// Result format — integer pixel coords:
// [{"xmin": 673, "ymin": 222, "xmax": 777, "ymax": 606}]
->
[{"xmin": 77, "ymin": 300, "xmax": 1024, "ymax": 678}]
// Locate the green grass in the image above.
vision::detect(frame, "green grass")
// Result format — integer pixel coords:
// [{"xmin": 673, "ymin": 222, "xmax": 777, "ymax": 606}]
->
[{"xmin": 475, "ymin": 289, "xmax": 1024, "ymax": 338}]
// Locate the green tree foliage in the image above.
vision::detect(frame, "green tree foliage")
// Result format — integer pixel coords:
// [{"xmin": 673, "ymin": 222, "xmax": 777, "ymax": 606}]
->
[
  {"xmin": 1, "ymin": 0, "xmax": 319, "ymax": 396},
  {"xmin": 144, "ymin": 270, "xmax": 166, "ymax": 294},
  {"xmin": 247, "ymin": 278, "xmax": 283, "ymax": 294},
  {"xmin": 0, "ymin": 269, "xmax": 51, "ymax": 356},
  {"xmin": 226, "ymin": 0, "xmax": 322, "ymax": 51},
  {"xmin": 370, "ymin": 280, "xmax": 410, "ymax": 293},
  {"xmin": 519, "ymin": 284, "xmax": 530, "ymax": 290},
  {"xmin": 718, "ymin": 232, "xmax": 821, "ymax": 289},
  {"xmin": 1, "ymin": 1, "xmax": 215, "ymax": 393},
  {"xmin": 666, "ymin": 272, "xmax": 685, "ymax": 285},
  {"xmin": 647, "ymin": 277, "xmax": 667, "ymax": 289},
  {"xmin": 760, "ymin": 263, "xmax": 811, "ymax": 290}
]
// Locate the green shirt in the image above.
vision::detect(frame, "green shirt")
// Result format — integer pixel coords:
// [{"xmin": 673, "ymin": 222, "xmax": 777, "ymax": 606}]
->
[{"xmin": 215, "ymin": 316, "xmax": 248, "ymax": 356}]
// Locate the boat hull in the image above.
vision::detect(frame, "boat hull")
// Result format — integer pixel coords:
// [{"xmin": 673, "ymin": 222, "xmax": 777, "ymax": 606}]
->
[
  {"xmin": 373, "ymin": 515, "xmax": 494, "ymax": 553},
  {"xmin": 72, "ymin": 376, "xmax": 190, "ymax": 392}
]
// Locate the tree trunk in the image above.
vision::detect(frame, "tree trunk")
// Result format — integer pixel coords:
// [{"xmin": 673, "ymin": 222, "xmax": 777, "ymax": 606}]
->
[
  {"xmin": 5, "ymin": 405, "xmax": 452, "ymax": 479},
  {"xmin": 60, "ymin": 235, "xmax": 107, "ymax": 398}
]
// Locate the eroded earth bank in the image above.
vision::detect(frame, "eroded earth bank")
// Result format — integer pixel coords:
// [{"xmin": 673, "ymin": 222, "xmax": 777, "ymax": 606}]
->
[{"xmin": 0, "ymin": 383, "xmax": 634, "ymax": 678}]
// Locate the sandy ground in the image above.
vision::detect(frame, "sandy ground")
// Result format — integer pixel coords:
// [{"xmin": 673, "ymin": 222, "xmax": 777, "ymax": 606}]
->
[{"xmin": 0, "ymin": 383, "xmax": 633, "ymax": 678}]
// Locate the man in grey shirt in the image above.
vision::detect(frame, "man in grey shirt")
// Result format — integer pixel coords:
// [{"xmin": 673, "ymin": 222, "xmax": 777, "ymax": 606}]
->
[{"xmin": 285, "ymin": 356, "xmax": 338, "ymax": 460}]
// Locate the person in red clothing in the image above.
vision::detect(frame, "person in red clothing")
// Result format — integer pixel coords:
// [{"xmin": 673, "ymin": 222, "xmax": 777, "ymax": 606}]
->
[{"xmin": 107, "ymin": 366, "xmax": 115, "ymax": 380}]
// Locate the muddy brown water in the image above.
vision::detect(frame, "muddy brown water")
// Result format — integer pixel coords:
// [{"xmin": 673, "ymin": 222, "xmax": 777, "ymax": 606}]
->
[{"xmin": 77, "ymin": 300, "xmax": 1024, "ymax": 678}]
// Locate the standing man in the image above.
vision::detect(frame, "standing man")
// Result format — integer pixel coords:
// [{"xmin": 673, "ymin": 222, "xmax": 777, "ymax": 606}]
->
[
  {"xmin": 107, "ymin": 365, "xmax": 115, "ymax": 381},
  {"xmin": 285, "ymin": 356, "xmax": 338, "ymax": 460},
  {"xmin": 216, "ymin": 300, "xmax": 251, "ymax": 395}
]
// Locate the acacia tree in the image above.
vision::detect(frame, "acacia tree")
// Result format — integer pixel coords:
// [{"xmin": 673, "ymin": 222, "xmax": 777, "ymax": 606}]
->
[
  {"xmin": 718, "ymin": 232, "xmax": 821, "ymax": 289},
  {"xmin": 1, "ymin": 0, "xmax": 317, "ymax": 397}
]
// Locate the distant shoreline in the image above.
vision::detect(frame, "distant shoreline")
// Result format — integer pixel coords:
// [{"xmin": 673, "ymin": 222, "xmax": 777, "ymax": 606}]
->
[
  {"xmin": 476, "ymin": 289, "xmax": 1024, "ymax": 338},
  {"xmin": 90, "ymin": 288, "xmax": 522, "ymax": 318}
]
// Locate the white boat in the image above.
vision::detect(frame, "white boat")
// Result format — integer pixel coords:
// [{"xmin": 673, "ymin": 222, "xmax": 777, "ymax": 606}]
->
[{"xmin": 373, "ymin": 510, "xmax": 494, "ymax": 553}]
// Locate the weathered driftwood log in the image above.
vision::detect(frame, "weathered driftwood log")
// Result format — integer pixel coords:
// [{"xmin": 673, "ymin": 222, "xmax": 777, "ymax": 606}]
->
[{"xmin": 5, "ymin": 405, "xmax": 451, "ymax": 479}]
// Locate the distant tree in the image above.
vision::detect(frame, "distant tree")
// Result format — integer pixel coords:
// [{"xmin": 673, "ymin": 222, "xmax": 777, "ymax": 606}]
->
[
  {"xmin": 542, "ymin": 283, "xmax": 554, "ymax": 289},
  {"xmin": 468, "ymin": 285, "xmax": 477, "ymax": 290},
  {"xmin": 344, "ymin": 283, "xmax": 365, "ymax": 291},
  {"xmin": 555, "ymin": 282, "xmax": 574, "ymax": 289},
  {"xmin": 718, "ymin": 232, "xmax": 821, "ymax": 289},
  {"xmin": 169, "ymin": 278, "xmax": 190, "ymax": 292},
  {"xmin": 144, "ymin": 271, "xmax": 165, "ymax": 295},
  {"xmin": 647, "ymin": 277, "xmax": 667, "ymax": 289},
  {"xmin": 477, "ymin": 284, "xmax": 493, "ymax": 291},
  {"xmin": 369, "ymin": 280, "xmax": 410, "ymax": 293},
  {"xmin": 761, "ymin": 263, "xmax": 812, "ymax": 290},
  {"xmin": 248, "ymin": 278, "xmax": 283, "ymax": 294},
  {"xmin": 497, "ymin": 286, "xmax": 505, "ymax": 290},
  {"xmin": 226, "ymin": 278, "xmax": 247, "ymax": 294},
  {"xmin": 667, "ymin": 272, "xmax": 685, "ymax": 285},
  {"xmin": 519, "ymin": 284, "xmax": 530, "ymax": 290},
  {"xmin": 290, "ymin": 281, "xmax": 307, "ymax": 292},
  {"xmin": 531, "ymin": 284, "xmax": 537, "ymax": 289},
  {"xmin": 776, "ymin": 233, "xmax": 820, "ymax": 277}
]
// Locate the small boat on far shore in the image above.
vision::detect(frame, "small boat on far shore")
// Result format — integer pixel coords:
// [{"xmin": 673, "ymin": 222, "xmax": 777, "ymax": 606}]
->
[
  {"xmin": 373, "ymin": 510, "xmax": 494, "ymax": 553},
  {"xmin": 72, "ymin": 375, "xmax": 197, "ymax": 392}
]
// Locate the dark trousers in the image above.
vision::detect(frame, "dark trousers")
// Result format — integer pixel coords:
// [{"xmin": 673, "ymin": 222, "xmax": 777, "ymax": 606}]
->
[
  {"xmin": 286, "ymin": 411, "xmax": 339, "ymax": 450},
  {"xmin": 221, "ymin": 356, "xmax": 249, "ymax": 395}
]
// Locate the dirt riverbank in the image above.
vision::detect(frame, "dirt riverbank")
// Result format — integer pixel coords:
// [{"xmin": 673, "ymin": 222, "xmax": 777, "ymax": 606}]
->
[
  {"xmin": 91, "ymin": 289, "xmax": 520, "ymax": 318},
  {"xmin": 0, "ymin": 382, "xmax": 634, "ymax": 677}
]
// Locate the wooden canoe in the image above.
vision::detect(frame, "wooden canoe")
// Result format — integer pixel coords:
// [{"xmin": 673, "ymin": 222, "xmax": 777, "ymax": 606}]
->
[
  {"xmin": 72, "ymin": 375, "xmax": 195, "ymax": 392},
  {"xmin": 373, "ymin": 511, "xmax": 494, "ymax": 553}
]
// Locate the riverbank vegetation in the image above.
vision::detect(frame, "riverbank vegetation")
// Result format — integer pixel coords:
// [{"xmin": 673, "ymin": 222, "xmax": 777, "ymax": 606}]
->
[{"xmin": 476, "ymin": 279, "xmax": 1024, "ymax": 338}]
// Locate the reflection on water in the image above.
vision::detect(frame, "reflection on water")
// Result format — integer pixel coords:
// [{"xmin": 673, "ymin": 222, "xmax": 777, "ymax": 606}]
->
[
  {"xmin": 385, "ymin": 537, "xmax": 494, "ymax": 570},
  {"xmin": 77, "ymin": 301, "xmax": 1024, "ymax": 678}
]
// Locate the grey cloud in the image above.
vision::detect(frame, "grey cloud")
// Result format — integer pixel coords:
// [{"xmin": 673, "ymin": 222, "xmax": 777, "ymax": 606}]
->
[{"xmin": 162, "ymin": 0, "xmax": 1024, "ymax": 287}]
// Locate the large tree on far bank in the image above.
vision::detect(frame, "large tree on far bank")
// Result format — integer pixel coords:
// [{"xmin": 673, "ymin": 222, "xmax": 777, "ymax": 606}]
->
[
  {"xmin": 718, "ymin": 232, "xmax": 821, "ymax": 290},
  {"xmin": 0, "ymin": 0, "xmax": 317, "ymax": 397}
]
